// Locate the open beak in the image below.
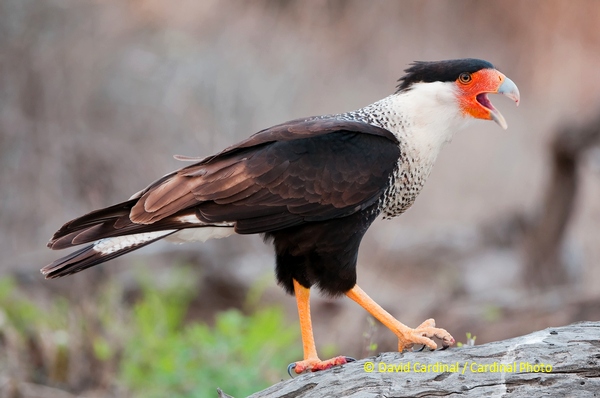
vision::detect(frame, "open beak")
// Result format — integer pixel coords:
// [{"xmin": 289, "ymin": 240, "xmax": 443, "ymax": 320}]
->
[{"xmin": 478, "ymin": 75, "xmax": 520, "ymax": 130}]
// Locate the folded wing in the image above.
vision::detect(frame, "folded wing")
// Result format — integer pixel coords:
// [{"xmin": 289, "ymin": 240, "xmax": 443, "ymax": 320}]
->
[{"xmin": 43, "ymin": 118, "xmax": 400, "ymax": 278}]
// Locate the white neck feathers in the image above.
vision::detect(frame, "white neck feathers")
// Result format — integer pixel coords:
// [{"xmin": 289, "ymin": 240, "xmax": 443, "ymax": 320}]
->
[{"xmin": 356, "ymin": 81, "xmax": 470, "ymax": 164}]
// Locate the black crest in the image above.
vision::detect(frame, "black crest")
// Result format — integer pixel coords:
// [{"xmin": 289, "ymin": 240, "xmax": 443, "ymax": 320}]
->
[{"xmin": 396, "ymin": 58, "xmax": 495, "ymax": 93}]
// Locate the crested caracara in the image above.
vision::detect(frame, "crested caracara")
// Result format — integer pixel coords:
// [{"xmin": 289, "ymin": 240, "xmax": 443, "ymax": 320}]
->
[{"xmin": 43, "ymin": 58, "xmax": 520, "ymax": 374}]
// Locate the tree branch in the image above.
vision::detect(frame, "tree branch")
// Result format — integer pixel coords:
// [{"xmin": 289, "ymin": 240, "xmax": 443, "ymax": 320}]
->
[{"xmin": 223, "ymin": 322, "xmax": 600, "ymax": 397}]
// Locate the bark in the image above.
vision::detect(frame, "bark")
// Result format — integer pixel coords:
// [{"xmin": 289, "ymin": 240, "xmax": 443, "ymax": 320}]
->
[{"xmin": 219, "ymin": 322, "xmax": 600, "ymax": 398}]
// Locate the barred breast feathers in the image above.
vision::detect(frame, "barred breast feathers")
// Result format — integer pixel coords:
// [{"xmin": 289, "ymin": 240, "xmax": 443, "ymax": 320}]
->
[{"xmin": 330, "ymin": 83, "xmax": 470, "ymax": 219}]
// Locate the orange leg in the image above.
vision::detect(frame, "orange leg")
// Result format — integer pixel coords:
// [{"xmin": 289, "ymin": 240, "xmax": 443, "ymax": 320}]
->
[
  {"xmin": 346, "ymin": 284, "xmax": 454, "ymax": 351},
  {"xmin": 290, "ymin": 279, "xmax": 351, "ymax": 374}
]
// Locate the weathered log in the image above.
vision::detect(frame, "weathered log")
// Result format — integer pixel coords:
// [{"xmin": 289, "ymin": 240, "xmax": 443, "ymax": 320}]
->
[{"xmin": 221, "ymin": 322, "xmax": 600, "ymax": 397}]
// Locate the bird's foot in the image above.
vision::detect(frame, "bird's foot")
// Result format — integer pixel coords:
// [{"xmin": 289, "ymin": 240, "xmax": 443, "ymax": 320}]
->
[
  {"xmin": 288, "ymin": 356, "xmax": 355, "ymax": 376},
  {"xmin": 397, "ymin": 318, "xmax": 455, "ymax": 352}
]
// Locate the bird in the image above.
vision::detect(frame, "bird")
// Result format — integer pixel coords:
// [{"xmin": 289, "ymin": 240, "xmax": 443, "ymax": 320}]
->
[{"xmin": 42, "ymin": 58, "xmax": 520, "ymax": 374}]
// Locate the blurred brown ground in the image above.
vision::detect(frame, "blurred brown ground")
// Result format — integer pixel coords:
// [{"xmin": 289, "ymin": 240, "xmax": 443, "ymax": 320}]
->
[{"xmin": 1, "ymin": 0, "xmax": 600, "ymax": 394}]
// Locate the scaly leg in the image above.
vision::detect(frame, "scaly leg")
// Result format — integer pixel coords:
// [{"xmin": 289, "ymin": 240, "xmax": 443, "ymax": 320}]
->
[
  {"xmin": 289, "ymin": 279, "xmax": 351, "ymax": 374},
  {"xmin": 346, "ymin": 284, "xmax": 454, "ymax": 351}
]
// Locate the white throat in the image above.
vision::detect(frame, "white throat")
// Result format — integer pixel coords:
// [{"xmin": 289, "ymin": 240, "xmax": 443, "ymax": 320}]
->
[
  {"xmin": 368, "ymin": 81, "xmax": 470, "ymax": 164},
  {"xmin": 335, "ymin": 81, "xmax": 474, "ymax": 219}
]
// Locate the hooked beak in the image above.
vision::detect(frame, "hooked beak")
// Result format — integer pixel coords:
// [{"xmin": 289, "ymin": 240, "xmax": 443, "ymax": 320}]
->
[{"xmin": 478, "ymin": 75, "xmax": 520, "ymax": 130}]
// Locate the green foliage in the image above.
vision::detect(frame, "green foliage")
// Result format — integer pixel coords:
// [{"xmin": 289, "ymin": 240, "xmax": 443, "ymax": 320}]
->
[
  {"xmin": 119, "ymin": 270, "xmax": 300, "ymax": 398},
  {"xmin": 0, "ymin": 277, "xmax": 71, "ymax": 353},
  {"xmin": 0, "ymin": 271, "xmax": 300, "ymax": 397},
  {"xmin": 0, "ymin": 277, "xmax": 44, "ymax": 334}
]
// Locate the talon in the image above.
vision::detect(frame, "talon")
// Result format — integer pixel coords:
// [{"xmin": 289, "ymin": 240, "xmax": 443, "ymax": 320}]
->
[
  {"xmin": 287, "ymin": 363, "xmax": 297, "ymax": 378},
  {"xmin": 396, "ymin": 319, "xmax": 455, "ymax": 352},
  {"xmin": 345, "ymin": 356, "xmax": 356, "ymax": 363},
  {"xmin": 415, "ymin": 344, "xmax": 435, "ymax": 352}
]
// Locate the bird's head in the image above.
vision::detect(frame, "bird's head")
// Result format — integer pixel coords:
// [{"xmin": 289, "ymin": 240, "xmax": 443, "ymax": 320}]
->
[{"xmin": 397, "ymin": 59, "xmax": 520, "ymax": 130}]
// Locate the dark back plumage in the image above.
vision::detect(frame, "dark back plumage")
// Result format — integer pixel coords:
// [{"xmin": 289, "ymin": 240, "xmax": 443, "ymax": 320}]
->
[{"xmin": 44, "ymin": 118, "xmax": 401, "ymax": 292}]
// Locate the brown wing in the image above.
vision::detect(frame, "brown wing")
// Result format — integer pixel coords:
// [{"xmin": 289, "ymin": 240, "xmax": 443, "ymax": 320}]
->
[
  {"xmin": 43, "ymin": 118, "xmax": 400, "ymax": 279},
  {"xmin": 129, "ymin": 118, "xmax": 400, "ymax": 234}
]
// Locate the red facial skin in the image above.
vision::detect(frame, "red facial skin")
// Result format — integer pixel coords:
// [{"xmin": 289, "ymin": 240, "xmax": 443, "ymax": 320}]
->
[{"xmin": 456, "ymin": 68, "xmax": 508, "ymax": 121}]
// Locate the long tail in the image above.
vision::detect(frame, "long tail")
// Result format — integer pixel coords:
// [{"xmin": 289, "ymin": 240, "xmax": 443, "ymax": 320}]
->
[
  {"xmin": 42, "ymin": 199, "xmax": 202, "ymax": 279},
  {"xmin": 41, "ymin": 230, "xmax": 176, "ymax": 279}
]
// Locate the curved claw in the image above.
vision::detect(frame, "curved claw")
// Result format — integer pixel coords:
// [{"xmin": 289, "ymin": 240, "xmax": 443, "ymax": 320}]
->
[
  {"xmin": 396, "ymin": 319, "xmax": 455, "ymax": 352},
  {"xmin": 417, "ymin": 345, "xmax": 436, "ymax": 352},
  {"xmin": 344, "ymin": 356, "xmax": 357, "ymax": 363},
  {"xmin": 287, "ymin": 363, "xmax": 297, "ymax": 378}
]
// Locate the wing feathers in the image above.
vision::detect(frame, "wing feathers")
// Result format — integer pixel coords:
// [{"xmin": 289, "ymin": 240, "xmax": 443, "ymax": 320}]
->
[
  {"xmin": 126, "ymin": 119, "xmax": 399, "ymax": 229},
  {"xmin": 46, "ymin": 117, "xmax": 401, "ymax": 278},
  {"xmin": 42, "ymin": 230, "xmax": 176, "ymax": 279},
  {"xmin": 49, "ymin": 205, "xmax": 202, "ymax": 250}
]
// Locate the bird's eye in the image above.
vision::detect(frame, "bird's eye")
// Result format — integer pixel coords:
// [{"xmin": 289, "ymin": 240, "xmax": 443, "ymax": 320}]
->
[{"xmin": 459, "ymin": 73, "xmax": 472, "ymax": 84}]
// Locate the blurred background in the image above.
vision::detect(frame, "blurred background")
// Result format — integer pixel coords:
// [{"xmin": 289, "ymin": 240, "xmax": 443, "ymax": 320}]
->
[{"xmin": 1, "ymin": 0, "xmax": 600, "ymax": 396}]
